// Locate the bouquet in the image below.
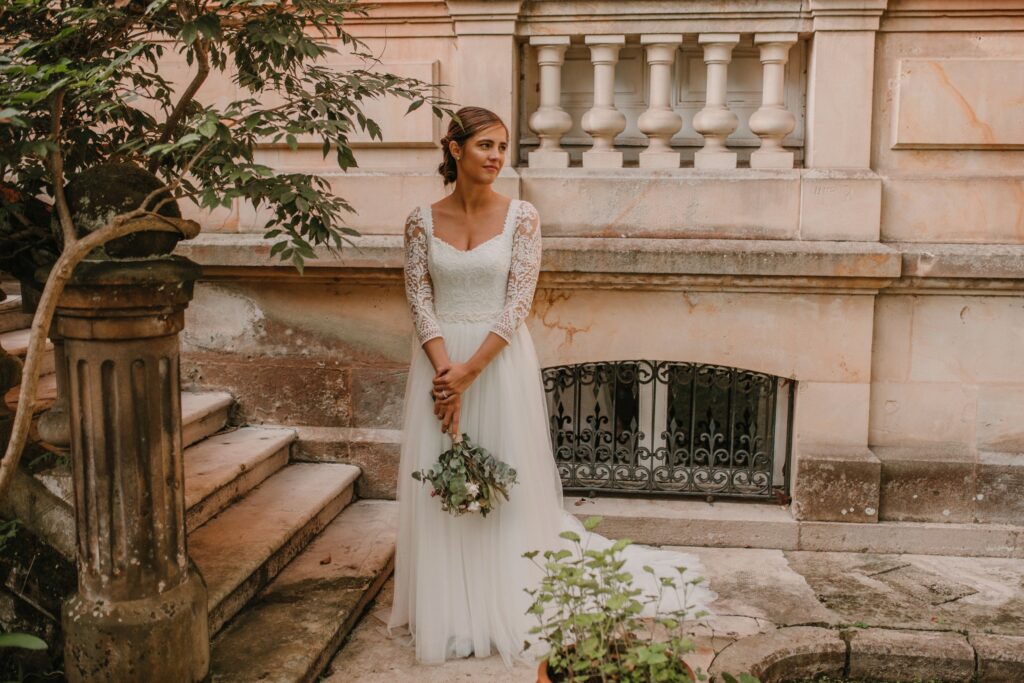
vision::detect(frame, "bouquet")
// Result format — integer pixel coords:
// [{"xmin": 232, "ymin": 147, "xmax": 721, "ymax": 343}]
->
[{"xmin": 411, "ymin": 434, "xmax": 518, "ymax": 517}]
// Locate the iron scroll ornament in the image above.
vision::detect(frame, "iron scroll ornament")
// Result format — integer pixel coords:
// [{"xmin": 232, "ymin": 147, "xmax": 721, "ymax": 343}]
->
[{"xmin": 542, "ymin": 360, "xmax": 791, "ymax": 500}]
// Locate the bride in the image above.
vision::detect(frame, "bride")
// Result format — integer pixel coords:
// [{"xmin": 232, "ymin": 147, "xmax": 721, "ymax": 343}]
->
[{"xmin": 387, "ymin": 106, "xmax": 715, "ymax": 666}]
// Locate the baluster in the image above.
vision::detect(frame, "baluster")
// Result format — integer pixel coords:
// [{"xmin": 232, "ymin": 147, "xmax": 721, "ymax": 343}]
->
[
  {"xmin": 528, "ymin": 36, "xmax": 572, "ymax": 169},
  {"xmin": 638, "ymin": 34, "xmax": 683, "ymax": 169},
  {"xmin": 693, "ymin": 33, "xmax": 740, "ymax": 169},
  {"xmin": 581, "ymin": 35, "xmax": 626, "ymax": 168},
  {"xmin": 749, "ymin": 33, "xmax": 798, "ymax": 169}
]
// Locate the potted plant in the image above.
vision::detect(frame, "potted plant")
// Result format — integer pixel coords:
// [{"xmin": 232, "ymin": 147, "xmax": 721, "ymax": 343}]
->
[
  {"xmin": 0, "ymin": 0, "xmax": 453, "ymax": 497},
  {"xmin": 524, "ymin": 516, "xmax": 759, "ymax": 683}
]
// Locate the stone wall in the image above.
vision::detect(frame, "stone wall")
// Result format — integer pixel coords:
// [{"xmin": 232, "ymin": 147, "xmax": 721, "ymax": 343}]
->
[{"xmin": 174, "ymin": 0, "xmax": 1024, "ymax": 526}]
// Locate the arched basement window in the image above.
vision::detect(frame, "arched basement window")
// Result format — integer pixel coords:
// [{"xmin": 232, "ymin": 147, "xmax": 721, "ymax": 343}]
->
[{"xmin": 542, "ymin": 361, "xmax": 794, "ymax": 501}]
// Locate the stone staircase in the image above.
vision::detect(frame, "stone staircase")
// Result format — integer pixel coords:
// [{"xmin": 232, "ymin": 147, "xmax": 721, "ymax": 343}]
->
[{"xmin": 1, "ymin": 308, "xmax": 396, "ymax": 682}]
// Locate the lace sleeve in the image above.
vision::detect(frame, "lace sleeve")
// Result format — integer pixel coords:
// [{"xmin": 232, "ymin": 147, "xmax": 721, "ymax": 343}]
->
[
  {"xmin": 403, "ymin": 207, "xmax": 443, "ymax": 346},
  {"xmin": 490, "ymin": 201, "xmax": 542, "ymax": 343}
]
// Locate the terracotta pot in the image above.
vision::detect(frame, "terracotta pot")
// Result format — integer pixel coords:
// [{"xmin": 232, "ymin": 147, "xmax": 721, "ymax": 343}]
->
[{"xmin": 536, "ymin": 656, "xmax": 697, "ymax": 683}]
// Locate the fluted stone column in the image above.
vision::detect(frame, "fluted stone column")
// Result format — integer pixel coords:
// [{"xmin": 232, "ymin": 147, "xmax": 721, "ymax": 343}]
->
[
  {"xmin": 693, "ymin": 33, "xmax": 740, "ymax": 169},
  {"xmin": 638, "ymin": 34, "xmax": 684, "ymax": 169},
  {"xmin": 528, "ymin": 36, "xmax": 573, "ymax": 169},
  {"xmin": 581, "ymin": 35, "xmax": 626, "ymax": 168},
  {"xmin": 36, "ymin": 331, "xmax": 70, "ymax": 447},
  {"xmin": 59, "ymin": 256, "xmax": 208, "ymax": 683},
  {"xmin": 749, "ymin": 33, "xmax": 798, "ymax": 169}
]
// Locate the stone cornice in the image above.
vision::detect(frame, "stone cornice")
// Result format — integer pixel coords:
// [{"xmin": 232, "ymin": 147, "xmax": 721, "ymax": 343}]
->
[
  {"xmin": 445, "ymin": 0, "xmax": 524, "ymax": 35},
  {"xmin": 810, "ymin": 0, "xmax": 889, "ymax": 31},
  {"xmin": 177, "ymin": 234, "xmax": 1024, "ymax": 293},
  {"xmin": 177, "ymin": 233, "xmax": 903, "ymax": 292},
  {"xmin": 880, "ymin": 0, "xmax": 1024, "ymax": 31}
]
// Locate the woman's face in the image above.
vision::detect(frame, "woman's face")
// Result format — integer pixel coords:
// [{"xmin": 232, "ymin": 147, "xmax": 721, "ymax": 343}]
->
[{"xmin": 451, "ymin": 123, "xmax": 508, "ymax": 185}]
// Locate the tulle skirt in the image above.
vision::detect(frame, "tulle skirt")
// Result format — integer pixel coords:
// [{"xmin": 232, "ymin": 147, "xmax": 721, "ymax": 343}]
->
[{"xmin": 387, "ymin": 319, "xmax": 717, "ymax": 666}]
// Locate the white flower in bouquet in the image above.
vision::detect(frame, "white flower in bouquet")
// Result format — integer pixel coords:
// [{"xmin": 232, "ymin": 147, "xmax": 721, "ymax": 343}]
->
[{"xmin": 411, "ymin": 434, "xmax": 518, "ymax": 518}]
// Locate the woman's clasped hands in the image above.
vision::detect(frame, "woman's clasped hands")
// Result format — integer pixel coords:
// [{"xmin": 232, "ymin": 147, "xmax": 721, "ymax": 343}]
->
[{"xmin": 430, "ymin": 362, "xmax": 480, "ymax": 438}]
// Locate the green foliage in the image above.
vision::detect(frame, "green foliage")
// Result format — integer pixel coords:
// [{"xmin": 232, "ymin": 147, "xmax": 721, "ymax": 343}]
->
[
  {"xmin": 524, "ymin": 517, "xmax": 759, "ymax": 683},
  {"xmin": 0, "ymin": 0, "xmax": 453, "ymax": 272},
  {"xmin": 412, "ymin": 434, "xmax": 518, "ymax": 517},
  {"xmin": 0, "ymin": 633, "xmax": 46, "ymax": 651}
]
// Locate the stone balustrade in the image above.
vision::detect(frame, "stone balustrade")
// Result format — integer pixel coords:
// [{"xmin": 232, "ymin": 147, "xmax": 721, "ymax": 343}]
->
[{"xmin": 525, "ymin": 32, "xmax": 801, "ymax": 169}]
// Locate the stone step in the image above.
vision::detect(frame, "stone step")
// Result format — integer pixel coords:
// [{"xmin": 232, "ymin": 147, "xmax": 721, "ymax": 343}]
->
[
  {"xmin": 4, "ymin": 371, "xmax": 57, "ymax": 415},
  {"xmin": 31, "ymin": 389, "xmax": 241, "ymax": 503},
  {"xmin": 0, "ymin": 295, "xmax": 33, "ymax": 334},
  {"xmin": 184, "ymin": 426, "xmax": 295, "ymax": 532},
  {"xmin": 190, "ymin": 462, "xmax": 361, "ymax": 634},
  {"xmin": 182, "ymin": 390, "xmax": 234, "ymax": 448},
  {"xmin": 209, "ymin": 500, "xmax": 397, "ymax": 683},
  {"xmin": 567, "ymin": 496, "xmax": 1024, "ymax": 559},
  {"xmin": 0, "ymin": 327, "xmax": 54, "ymax": 374}
]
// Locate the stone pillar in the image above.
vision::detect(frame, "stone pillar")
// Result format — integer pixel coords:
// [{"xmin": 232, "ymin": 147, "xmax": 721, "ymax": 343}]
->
[
  {"xmin": 805, "ymin": 0, "xmax": 887, "ymax": 168},
  {"xmin": 446, "ymin": 0, "xmax": 523, "ymax": 165},
  {"xmin": 749, "ymin": 33, "xmax": 798, "ymax": 169},
  {"xmin": 693, "ymin": 33, "xmax": 740, "ymax": 169},
  {"xmin": 638, "ymin": 34, "xmax": 684, "ymax": 169},
  {"xmin": 58, "ymin": 256, "xmax": 209, "ymax": 683},
  {"xmin": 581, "ymin": 35, "xmax": 627, "ymax": 168},
  {"xmin": 528, "ymin": 36, "xmax": 573, "ymax": 169}
]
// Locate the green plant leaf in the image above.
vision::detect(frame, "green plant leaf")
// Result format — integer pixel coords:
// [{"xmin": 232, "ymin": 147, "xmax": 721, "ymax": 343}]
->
[{"xmin": 0, "ymin": 633, "xmax": 47, "ymax": 650}]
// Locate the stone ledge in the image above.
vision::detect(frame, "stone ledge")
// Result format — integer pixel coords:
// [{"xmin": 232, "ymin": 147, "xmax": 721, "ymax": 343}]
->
[
  {"xmin": 896, "ymin": 242, "xmax": 1024, "ymax": 280},
  {"xmin": 175, "ymin": 233, "xmax": 901, "ymax": 286},
  {"xmin": 848, "ymin": 628, "xmax": 975, "ymax": 682},
  {"xmin": 565, "ymin": 496, "xmax": 1024, "ymax": 558},
  {"xmin": 709, "ymin": 626, "xmax": 846, "ymax": 682},
  {"xmin": 971, "ymin": 633, "xmax": 1024, "ymax": 683},
  {"xmin": 875, "ymin": 445, "xmax": 978, "ymax": 524}
]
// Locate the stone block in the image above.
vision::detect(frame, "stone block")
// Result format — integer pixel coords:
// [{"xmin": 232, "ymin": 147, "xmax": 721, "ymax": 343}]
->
[
  {"xmin": 795, "ymin": 382, "xmax": 870, "ymax": 447},
  {"xmin": 799, "ymin": 170, "xmax": 881, "ymax": 241},
  {"xmin": 848, "ymin": 628, "xmax": 974, "ymax": 682},
  {"xmin": 972, "ymin": 633, "xmax": 1024, "ymax": 683},
  {"xmin": 977, "ymin": 384, "xmax": 1024, "ymax": 453},
  {"xmin": 791, "ymin": 446, "xmax": 880, "ymax": 522},
  {"xmin": 893, "ymin": 58, "xmax": 1024, "ymax": 149},
  {"xmin": 976, "ymin": 451, "xmax": 1024, "ymax": 525},
  {"xmin": 293, "ymin": 426, "xmax": 402, "ymax": 500},
  {"xmin": 908, "ymin": 295, "xmax": 1024, "ymax": 384},
  {"xmin": 869, "ymin": 382, "xmax": 978, "ymax": 448},
  {"xmin": 709, "ymin": 626, "xmax": 845, "ymax": 682},
  {"xmin": 870, "ymin": 294, "xmax": 914, "ymax": 383},
  {"xmin": 882, "ymin": 175, "xmax": 1024, "ymax": 244},
  {"xmin": 182, "ymin": 353, "xmax": 351, "ymax": 427},
  {"xmin": 349, "ymin": 366, "xmax": 407, "ymax": 430},
  {"xmin": 875, "ymin": 445, "xmax": 977, "ymax": 523},
  {"xmin": 529, "ymin": 288, "xmax": 874, "ymax": 384},
  {"xmin": 519, "ymin": 168, "xmax": 800, "ymax": 239}
]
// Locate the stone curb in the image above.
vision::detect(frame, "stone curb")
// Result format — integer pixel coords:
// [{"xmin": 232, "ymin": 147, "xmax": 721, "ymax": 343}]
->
[{"xmin": 708, "ymin": 625, "xmax": 1024, "ymax": 683}]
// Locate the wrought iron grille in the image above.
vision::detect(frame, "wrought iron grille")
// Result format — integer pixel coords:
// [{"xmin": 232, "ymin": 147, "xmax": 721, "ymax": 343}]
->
[{"xmin": 542, "ymin": 361, "xmax": 793, "ymax": 500}]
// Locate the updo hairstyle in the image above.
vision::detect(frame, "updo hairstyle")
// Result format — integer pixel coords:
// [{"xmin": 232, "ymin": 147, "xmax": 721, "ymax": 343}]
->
[{"xmin": 437, "ymin": 106, "xmax": 509, "ymax": 186}]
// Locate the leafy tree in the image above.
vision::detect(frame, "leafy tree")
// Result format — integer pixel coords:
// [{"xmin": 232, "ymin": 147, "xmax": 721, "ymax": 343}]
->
[{"xmin": 0, "ymin": 0, "xmax": 453, "ymax": 498}]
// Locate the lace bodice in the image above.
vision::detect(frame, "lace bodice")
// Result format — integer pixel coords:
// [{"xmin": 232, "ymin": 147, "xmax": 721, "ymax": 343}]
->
[{"xmin": 403, "ymin": 198, "xmax": 542, "ymax": 345}]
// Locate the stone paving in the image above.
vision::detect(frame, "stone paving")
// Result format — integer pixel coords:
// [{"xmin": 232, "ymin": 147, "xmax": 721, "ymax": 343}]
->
[{"xmin": 325, "ymin": 545, "xmax": 1024, "ymax": 682}]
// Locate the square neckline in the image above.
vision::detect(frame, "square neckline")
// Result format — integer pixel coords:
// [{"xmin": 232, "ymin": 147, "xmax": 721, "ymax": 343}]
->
[{"xmin": 425, "ymin": 198, "xmax": 518, "ymax": 254}]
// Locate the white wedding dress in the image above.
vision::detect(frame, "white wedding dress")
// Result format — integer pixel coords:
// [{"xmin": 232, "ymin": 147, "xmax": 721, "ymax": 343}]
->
[{"xmin": 387, "ymin": 198, "xmax": 716, "ymax": 666}]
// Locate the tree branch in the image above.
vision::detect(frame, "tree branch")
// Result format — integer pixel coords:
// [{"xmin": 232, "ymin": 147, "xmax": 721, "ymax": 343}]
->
[
  {"xmin": 46, "ymin": 89, "xmax": 76, "ymax": 248},
  {"xmin": 148, "ymin": 2, "xmax": 210, "ymax": 173}
]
